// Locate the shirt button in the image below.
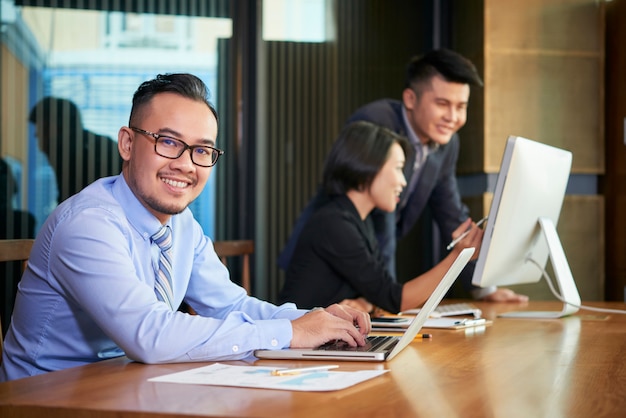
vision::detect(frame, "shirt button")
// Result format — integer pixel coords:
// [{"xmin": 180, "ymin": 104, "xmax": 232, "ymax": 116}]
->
[
  {"xmin": 271, "ymin": 339, "xmax": 278, "ymax": 347},
  {"xmin": 232, "ymin": 345, "xmax": 239, "ymax": 352}
]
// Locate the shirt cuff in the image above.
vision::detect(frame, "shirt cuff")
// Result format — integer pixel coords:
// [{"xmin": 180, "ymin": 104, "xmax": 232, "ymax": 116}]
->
[{"xmin": 256, "ymin": 318, "xmax": 294, "ymax": 349}]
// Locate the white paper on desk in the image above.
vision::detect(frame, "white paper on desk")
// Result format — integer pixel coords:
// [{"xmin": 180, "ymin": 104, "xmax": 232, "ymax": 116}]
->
[
  {"xmin": 148, "ymin": 363, "xmax": 387, "ymax": 392},
  {"xmin": 370, "ymin": 319, "xmax": 411, "ymax": 328},
  {"xmin": 422, "ymin": 318, "xmax": 489, "ymax": 329}
]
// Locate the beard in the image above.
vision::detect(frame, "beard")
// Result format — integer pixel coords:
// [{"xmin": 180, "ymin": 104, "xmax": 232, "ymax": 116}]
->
[
  {"xmin": 142, "ymin": 194, "xmax": 188, "ymax": 216},
  {"xmin": 126, "ymin": 171, "xmax": 196, "ymax": 218}
]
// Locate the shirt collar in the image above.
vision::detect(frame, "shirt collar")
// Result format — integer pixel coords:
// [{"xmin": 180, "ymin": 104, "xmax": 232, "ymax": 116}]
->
[
  {"xmin": 401, "ymin": 107, "xmax": 440, "ymax": 153},
  {"xmin": 111, "ymin": 174, "xmax": 169, "ymax": 240}
]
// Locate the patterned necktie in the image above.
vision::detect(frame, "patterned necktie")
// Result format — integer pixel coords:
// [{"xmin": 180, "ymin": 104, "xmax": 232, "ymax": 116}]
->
[
  {"xmin": 151, "ymin": 225, "xmax": 174, "ymax": 309},
  {"xmin": 399, "ymin": 142, "xmax": 423, "ymax": 211}
]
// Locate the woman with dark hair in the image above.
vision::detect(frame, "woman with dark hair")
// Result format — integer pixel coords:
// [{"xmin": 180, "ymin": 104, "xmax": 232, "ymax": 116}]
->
[{"xmin": 279, "ymin": 121, "xmax": 482, "ymax": 314}]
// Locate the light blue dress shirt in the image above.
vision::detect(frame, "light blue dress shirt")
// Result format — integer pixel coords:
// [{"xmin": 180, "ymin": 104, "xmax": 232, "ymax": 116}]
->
[{"xmin": 0, "ymin": 175, "xmax": 304, "ymax": 381}]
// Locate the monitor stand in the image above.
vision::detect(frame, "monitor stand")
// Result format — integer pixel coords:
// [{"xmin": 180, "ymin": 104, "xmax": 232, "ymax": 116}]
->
[{"xmin": 498, "ymin": 217, "xmax": 582, "ymax": 319}]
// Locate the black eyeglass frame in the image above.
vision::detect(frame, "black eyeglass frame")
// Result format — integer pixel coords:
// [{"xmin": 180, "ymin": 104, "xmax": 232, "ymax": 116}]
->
[{"xmin": 130, "ymin": 127, "xmax": 224, "ymax": 167}]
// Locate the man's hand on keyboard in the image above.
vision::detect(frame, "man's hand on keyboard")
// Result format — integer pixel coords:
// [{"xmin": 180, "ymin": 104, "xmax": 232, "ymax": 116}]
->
[{"xmin": 290, "ymin": 304, "xmax": 370, "ymax": 348}]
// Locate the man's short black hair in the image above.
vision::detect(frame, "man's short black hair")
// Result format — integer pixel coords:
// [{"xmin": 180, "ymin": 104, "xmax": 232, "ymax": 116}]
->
[
  {"xmin": 405, "ymin": 49, "xmax": 483, "ymax": 93},
  {"xmin": 129, "ymin": 73, "xmax": 218, "ymax": 127}
]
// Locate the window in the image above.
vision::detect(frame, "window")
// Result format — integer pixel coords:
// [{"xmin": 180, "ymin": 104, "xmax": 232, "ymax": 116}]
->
[
  {"xmin": 2, "ymin": 4, "xmax": 231, "ymax": 236},
  {"xmin": 263, "ymin": 0, "xmax": 333, "ymax": 42}
]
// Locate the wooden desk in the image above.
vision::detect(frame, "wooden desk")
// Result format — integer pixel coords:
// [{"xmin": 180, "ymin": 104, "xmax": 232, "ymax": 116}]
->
[{"xmin": 1, "ymin": 301, "xmax": 625, "ymax": 418}]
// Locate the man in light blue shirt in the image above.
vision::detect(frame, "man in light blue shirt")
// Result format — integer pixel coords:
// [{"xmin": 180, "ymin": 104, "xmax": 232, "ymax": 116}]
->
[{"xmin": 0, "ymin": 73, "xmax": 369, "ymax": 381}]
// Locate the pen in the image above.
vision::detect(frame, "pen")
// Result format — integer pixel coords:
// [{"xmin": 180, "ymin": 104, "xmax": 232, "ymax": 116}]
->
[
  {"xmin": 454, "ymin": 318, "xmax": 486, "ymax": 326},
  {"xmin": 414, "ymin": 333, "xmax": 432, "ymax": 340},
  {"xmin": 446, "ymin": 216, "xmax": 488, "ymax": 250},
  {"xmin": 271, "ymin": 365, "xmax": 339, "ymax": 376}
]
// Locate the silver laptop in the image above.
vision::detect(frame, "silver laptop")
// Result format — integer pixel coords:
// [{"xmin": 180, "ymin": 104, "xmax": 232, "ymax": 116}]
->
[{"xmin": 255, "ymin": 247, "xmax": 475, "ymax": 362}]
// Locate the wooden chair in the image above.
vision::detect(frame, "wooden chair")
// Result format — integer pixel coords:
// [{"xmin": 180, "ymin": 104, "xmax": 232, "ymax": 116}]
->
[
  {"xmin": 213, "ymin": 240, "xmax": 254, "ymax": 294},
  {"xmin": 0, "ymin": 239, "xmax": 35, "ymax": 352},
  {"xmin": 179, "ymin": 239, "xmax": 255, "ymax": 315}
]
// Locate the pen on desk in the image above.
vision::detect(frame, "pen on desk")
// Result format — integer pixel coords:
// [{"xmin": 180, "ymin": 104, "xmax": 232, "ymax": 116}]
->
[
  {"xmin": 446, "ymin": 216, "xmax": 488, "ymax": 251},
  {"xmin": 414, "ymin": 333, "xmax": 432, "ymax": 340},
  {"xmin": 271, "ymin": 365, "xmax": 339, "ymax": 376},
  {"xmin": 454, "ymin": 318, "xmax": 486, "ymax": 326}
]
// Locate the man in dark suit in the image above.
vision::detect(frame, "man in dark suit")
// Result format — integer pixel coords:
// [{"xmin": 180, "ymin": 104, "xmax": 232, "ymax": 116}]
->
[
  {"xmin": 29, "ymin": 97, "xmax": 122, "ymax": 202},
  {"xmin": 279, "ymin": 49, "xmax": 527, "ymax": 306}
]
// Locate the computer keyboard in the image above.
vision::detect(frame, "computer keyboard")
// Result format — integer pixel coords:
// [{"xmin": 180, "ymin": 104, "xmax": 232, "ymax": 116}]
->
[
  {"xmin": 316, "ymin": 336, "xmax": 398, "ymax": 352},
  {"xmin": 403, "ymin": 302, "xmax": 482, "ymax": 318},
  {"xmin": 433, "ymin": 303, "xmax": 482, "ymax": 318}
]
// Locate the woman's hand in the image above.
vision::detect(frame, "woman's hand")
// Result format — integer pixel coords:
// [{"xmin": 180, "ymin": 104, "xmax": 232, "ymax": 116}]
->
[{"xmin": 339, "ymin": 297, "xmax": 374, "ymax": 313}]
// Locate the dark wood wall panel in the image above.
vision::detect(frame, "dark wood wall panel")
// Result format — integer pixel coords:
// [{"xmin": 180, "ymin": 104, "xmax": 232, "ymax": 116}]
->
[
  {"xmin": 604, "ymin": 0, "xmax": 626, "ymax": 300},
  {"xmin": 260, "ymin": 41, "xmax": 339, "ymax": 300},
  {"xmin": 257, "ymin": 0, "xmax": 430, "ymax": 301}
]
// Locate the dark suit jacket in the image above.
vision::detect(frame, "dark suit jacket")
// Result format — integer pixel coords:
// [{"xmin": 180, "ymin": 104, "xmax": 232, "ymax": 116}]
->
[{"xmin": 278, "ymin": 195, "xmax": 403, "ymax": 313}]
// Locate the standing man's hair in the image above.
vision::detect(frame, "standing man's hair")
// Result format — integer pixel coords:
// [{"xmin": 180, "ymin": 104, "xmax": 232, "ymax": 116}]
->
[
  {"xmin": 405, "ymin": 49, "xmax": 483, "ymax": 98},
  {"xmin": 129, "ymin": 73, "xmax": 218, "ymax": 127}
]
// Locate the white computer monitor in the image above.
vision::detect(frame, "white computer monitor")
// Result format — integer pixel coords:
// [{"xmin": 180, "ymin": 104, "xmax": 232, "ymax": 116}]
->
[{"xmin": 471, "ymin": 136, "xmax": 581, "ymax": 318}]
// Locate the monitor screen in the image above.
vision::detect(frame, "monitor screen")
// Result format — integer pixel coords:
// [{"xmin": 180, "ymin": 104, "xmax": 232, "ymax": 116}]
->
[{"xmin": 471, "ymin": 136, "xmax": 581, "ymax": 318}]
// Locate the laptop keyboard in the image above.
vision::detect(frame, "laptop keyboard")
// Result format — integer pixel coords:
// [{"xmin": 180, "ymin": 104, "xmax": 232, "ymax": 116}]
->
[
  {"xmin": 434, "ymin": 303, "xmax": 482, "ymax": 318},
  {"xmin": 402, "ymin": 302, "xmax": 482, "ymax": 318},
  {"xmin": 315, "ymin": 335, "xmax": 398, "ymax": 352}
]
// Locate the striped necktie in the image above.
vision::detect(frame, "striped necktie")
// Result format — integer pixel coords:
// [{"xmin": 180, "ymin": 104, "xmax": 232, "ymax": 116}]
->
[{"xmin": 151, "ymin": 225, "xmax": 174, "ymax": 309}]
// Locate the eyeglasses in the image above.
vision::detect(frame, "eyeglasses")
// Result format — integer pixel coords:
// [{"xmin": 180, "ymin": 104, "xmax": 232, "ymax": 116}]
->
[{"xmin": 130, "ymin": 127, "xmax": 224, "ymax": 167}]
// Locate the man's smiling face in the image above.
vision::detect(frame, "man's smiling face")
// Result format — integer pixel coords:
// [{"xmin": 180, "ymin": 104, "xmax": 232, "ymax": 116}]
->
[
  {"xmin": 403, "ymin": 74, "xmax": 470, "ymax": 146},
  {"xmin": 118, "ymin": 92, "xmax": 219, "ymax": 224}
]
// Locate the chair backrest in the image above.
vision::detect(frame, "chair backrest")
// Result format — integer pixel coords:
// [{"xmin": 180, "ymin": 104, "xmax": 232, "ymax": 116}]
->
[
  {"xmin": 0, "ymin": 239, "xmax": 35, "ymax": 353},
  {"xmin": 213, "ymin": 240, "xmax": 254, "ymax": 294}
]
